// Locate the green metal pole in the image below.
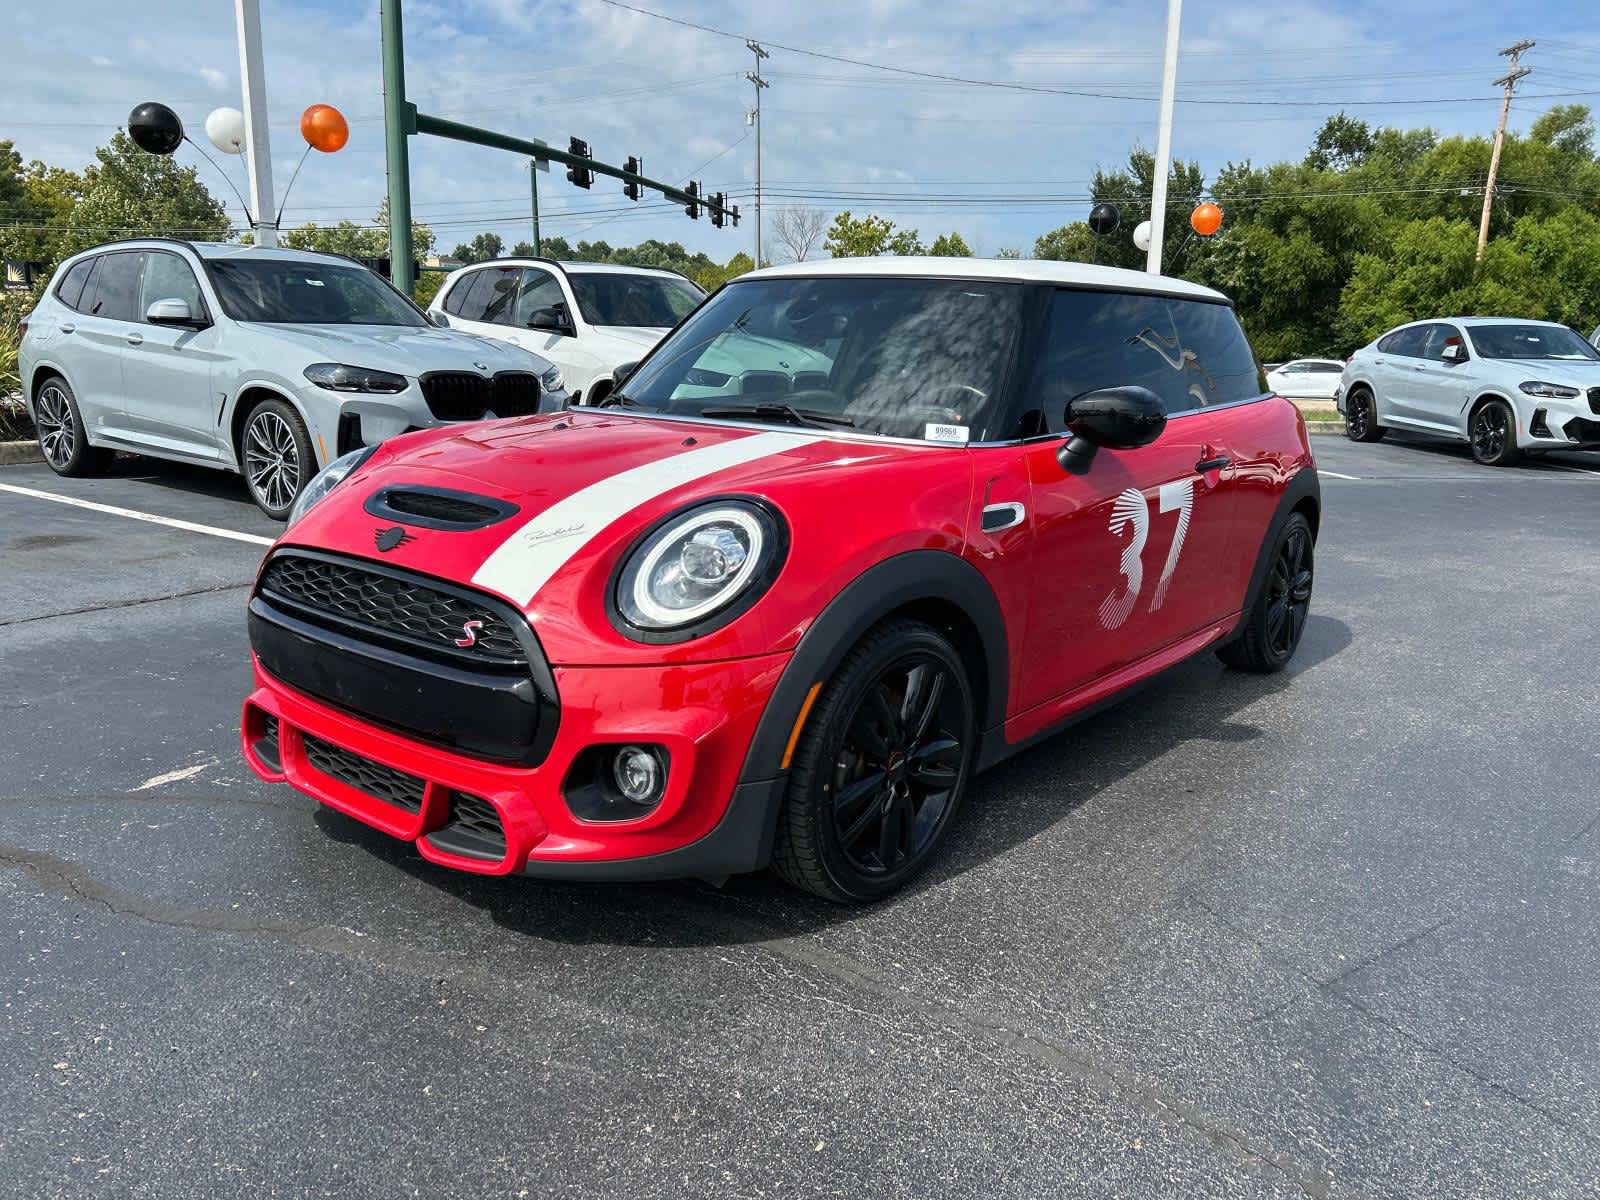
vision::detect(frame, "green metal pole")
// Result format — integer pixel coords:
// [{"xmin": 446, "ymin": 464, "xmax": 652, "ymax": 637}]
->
[
  {"xmin": 379, "ymin": 0, "xmax": 415, "ymax": 294},
  {"xmin": 529, "ymin": 160, "xmax": 541, "ymax": 256}
]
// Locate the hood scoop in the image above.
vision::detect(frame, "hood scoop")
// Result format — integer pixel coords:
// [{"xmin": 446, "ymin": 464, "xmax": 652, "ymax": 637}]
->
[{"xmin": 363, "ymin": 485, "xmax": 520, "ymax": 531}]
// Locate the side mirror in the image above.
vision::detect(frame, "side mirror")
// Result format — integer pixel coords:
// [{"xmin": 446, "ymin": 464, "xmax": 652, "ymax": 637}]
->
[
  {"xmin": 526, "ymin": 304, "xmax": 574, "ymax": 335},
  {"xmin": 1056, "ymin": 386, "xmax": 1167, "ymax": 475},
  {"xmin": 429, "ymin": 310, "xmax": 450, "ymax": 328},
  {"xmin": 1441, "ymin": 342, "xmax": 1466, "ymax": 363},
  {"xmin": 146, "ymin": 298, "xmax": 205, "ymax": 328},
  {"xmin": 614, "ymin": 360, "xmax": 639, "ymax": 384}
]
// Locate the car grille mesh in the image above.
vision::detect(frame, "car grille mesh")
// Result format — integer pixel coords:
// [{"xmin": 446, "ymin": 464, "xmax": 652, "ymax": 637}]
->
[
  {"xmin": 490, "ymin": 372, "xmax": 541, "ymax": 417},
  {"xmin": 382, "ymin": 489, "xmax": 504, "ymax": 526},
  {"xmin": 428, "ymin": 793, "xmax": 508, "ymax": 861},
  {"xmin": 302, "ymin": 734, "xmax": 426, "ymax": 812},
  {"xmin": 1588, "ymin": 386, "xmax": 1600, "ymax": 415},
  {"xmin": 259, "ymin": 555, "xmax": 525, "ymax": 663},
  {"xmin": 420, "ymin": 372, "xmax": 490, "ymax": 421}
]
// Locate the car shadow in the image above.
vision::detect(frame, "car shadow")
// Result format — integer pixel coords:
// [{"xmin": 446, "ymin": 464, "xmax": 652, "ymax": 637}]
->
[
  {"xmin": 1377, "ymin": 431, "xmax": 1600, "ymax": 473},
  {"xmin": 104, "ymin": 454, "xmax": 265, "ymax": 511},
  {"xmin": 315, "ymin": 613, "xmax": 1355, "ymax": 949}
]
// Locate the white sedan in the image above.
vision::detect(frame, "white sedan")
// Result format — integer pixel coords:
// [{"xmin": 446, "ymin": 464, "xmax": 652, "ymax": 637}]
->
[{"xmin": 1266, "ymin": 358, "xmax": 1346, "ymax": 400}]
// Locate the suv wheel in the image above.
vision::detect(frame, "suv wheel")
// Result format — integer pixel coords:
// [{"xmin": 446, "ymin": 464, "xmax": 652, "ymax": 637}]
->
[
  {"xmin": 34, "ymin": 376, "xmax": 111, "ymax": 477},
  {"xmin": 1343, "ymin": 387, "xmax": 1384, "ymax": 442},
  {"xmin": 242, "ymin": 398, "xmax": 314, "ymax": 519},
  {"xmin": 772, "ymin": 619, "xmax": 976, "ymax": 903},
  {"xmin": 1469, "ymin": 399, "xmax": 1522, "ymax": 467}
]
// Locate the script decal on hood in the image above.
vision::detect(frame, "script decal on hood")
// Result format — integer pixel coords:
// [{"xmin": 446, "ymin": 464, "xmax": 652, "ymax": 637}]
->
[{"xmin": 470, "ymin": 430, "xmax": 819, "ymax": 607}]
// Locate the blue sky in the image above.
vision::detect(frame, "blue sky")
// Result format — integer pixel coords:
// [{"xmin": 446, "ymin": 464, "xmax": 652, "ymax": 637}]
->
[{"xmin": 8, "ymin": 0, "xmax": 1600, "ymax": 261}]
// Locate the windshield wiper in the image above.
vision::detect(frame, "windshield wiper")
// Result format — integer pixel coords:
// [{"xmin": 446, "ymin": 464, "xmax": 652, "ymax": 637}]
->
[{"xmin": 698, "ymin": 402, "xmax": 855, "ymax": 430}]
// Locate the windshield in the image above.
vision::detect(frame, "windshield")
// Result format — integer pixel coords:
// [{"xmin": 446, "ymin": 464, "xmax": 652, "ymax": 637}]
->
[
  {"xmin": 566, "ymin": 272, "xmax": 703, "ymax": 328},
  {"xmin": 1468, "ymin": 323, "xmax": 1600, "ymax": 361},
  {"xmin": 207, "ymin": 259, "xmax": 427, "ymax": 326},
  {"xmin": 618, "ymin": 277, "xmax": 1023, "ymax": 440}
]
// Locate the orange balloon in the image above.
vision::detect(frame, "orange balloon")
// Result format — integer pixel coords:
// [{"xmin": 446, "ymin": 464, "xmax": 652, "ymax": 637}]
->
[
  {"xmin": 300, "ymin": 104, "xmax": 349, "ymax": 153},
  {"xmin": 1190, "ymin": 202, "xmax": 1223, "ymax": 237}
]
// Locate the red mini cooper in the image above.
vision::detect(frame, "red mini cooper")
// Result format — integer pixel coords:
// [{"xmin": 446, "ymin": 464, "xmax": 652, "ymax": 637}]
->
[{"xmin": 241, "ymin": 259, "xmax": 1319, "ymax": 902}]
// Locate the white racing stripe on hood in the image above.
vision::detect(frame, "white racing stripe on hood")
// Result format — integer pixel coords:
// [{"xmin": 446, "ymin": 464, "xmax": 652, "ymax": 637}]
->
[{"xmin": 471, "ymin": 430, "xmax": 820, "ymax": 606}]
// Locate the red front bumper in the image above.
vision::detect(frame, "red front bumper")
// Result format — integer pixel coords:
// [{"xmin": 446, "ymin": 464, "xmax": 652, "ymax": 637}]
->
[{"xmin": 242, "ymin": 651, "xmax": 789, "ymax": 876}]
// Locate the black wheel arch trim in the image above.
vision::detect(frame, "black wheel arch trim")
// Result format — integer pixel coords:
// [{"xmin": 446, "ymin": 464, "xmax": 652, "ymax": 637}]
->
[{"xmin": 1225, "ymin": 466, "xmax": 1320, "ymax": 645}]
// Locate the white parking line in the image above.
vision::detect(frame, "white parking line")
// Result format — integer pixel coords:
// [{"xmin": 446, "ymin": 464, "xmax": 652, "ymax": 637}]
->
[
  {"xmin": 0, "ymin": 483, "xmax": 275, "ymax": 546},
  {"xmin": 1319, "ymin": 469, "xmax": 1361, "ymax": 480}
]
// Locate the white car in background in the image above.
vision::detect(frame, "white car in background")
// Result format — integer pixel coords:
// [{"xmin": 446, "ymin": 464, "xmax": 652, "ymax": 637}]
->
[
  {"xmin": 18, "ymin": 240, "xmax": 569, "ymax": 517},
  {"xmin": 1265, "ymin": 358, "xmax": 1345, "ymax": 400},
  {"xmin": 1340, "ymin": 317, "xmax": 1600, "ymax": 465},
  {"xmin": 430, "ymin": 258, "xmax": 705, "ymax": 405}
]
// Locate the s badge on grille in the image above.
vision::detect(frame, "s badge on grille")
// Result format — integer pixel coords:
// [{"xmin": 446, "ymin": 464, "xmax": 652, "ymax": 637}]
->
[
  {"xmin": 455, "ymin": 619, "xmax": 485, "ymax": 648},
  {"xmin": 374, "ymin": 526, "xmax": 416, "ymax": 552}
]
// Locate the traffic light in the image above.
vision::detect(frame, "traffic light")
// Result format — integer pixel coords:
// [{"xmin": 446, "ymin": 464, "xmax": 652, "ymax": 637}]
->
[
  {"xmin": 623, "ymin": 155, "xmax": 642, "ymax": 201},
  {"xmin": 731, "ymin": 204, "xmax": 741, "ymax": 228},
  {"xmin": 710, "ymin": 191, "xmax": 727, "ymax": 228},
  {"xmin": 684, "ymin": 180, "xmax": 701, "ymax": 220},
  {"xmin": 566, "ymin": 137, "xmax": 593, "ymax": 189}
]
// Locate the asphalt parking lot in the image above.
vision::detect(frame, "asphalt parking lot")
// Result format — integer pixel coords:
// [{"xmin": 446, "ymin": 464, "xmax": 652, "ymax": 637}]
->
[{"xmin": 2, "ymin": 434, "xmax": 1598, "ymax": 1199}]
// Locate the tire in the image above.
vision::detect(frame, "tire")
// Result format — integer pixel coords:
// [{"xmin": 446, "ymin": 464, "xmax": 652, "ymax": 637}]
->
[
  {"xmin": 33, "ymin": 375, "xmax": 112, "ymax": 477},
  {"xmin": 1218, "ymin": 512, "xmax": 1314, "ymax": 674},
  {"xmin": 1469, "ymin": 398, "xmax": 1522, "ymax": 467},
  {"xmin": 771, "ymin": 619, "xmax": 976, "ymax": 903},
  {"xmin": 1343, "ymin": 386, "xmax": 1385, "ymax": 443},
  {"xmin": 240, "ymin": 397, "xmax": 315, "ymax": 520}
]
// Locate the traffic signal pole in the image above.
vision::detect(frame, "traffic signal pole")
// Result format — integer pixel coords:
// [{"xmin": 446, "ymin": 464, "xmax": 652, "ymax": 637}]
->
[
  {"xmin": 379, "ymin": 0, "xmax": 735, "ymax": 295},
  {"xmin": 1145, "ymin": 0, "xmax": 1183, "ymax": 274}
]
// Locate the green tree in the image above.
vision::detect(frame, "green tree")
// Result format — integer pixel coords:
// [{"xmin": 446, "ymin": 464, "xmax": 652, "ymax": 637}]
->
[
  {"xmin": 695, "ymin": 251, "xmax": 754, "ymax": 292},
  {"xmin": 451, "ymin": 231, "xmax": 504, "ymax": 263},
  {"xmin": 927, "ymin": 232, "xmax": 972, "ymax": 256},
  {"xmin": 66, "ymin": 131, "xmax": 228, "ymax": 252},
  {"xmin": 824, "ymin": 211, "xmax": 896, "ymax": 257},
  {"xmin": 510, "ymin": 240, "xmax": 538, "ymax": 257},
  {"xmin": 1033, "ymin": 148, "xmax": 1206, "ymax": 272},
  {"xmin": 1305, "ymin": 112, "xmax": 1374, "ymax": 171}
]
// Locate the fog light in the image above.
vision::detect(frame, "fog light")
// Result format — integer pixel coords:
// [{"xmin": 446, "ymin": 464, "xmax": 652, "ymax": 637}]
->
[{"xmin": 613, "ymin": 745, "xmax": 664, "ymax": 804}]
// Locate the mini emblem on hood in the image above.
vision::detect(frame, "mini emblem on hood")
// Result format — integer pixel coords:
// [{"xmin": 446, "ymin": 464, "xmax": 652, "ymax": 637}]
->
[{"xmin": 374, "ymin": 526, "xmax": 416, "ymax": 552}]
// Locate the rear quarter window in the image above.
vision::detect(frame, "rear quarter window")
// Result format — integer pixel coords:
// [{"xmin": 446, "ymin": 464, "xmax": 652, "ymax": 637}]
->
[
  {"xmin": 56, "ymin": 257, "xmax": 97, "ymax": 311},
  {"xmin": 1025, "ymin": 289, "xmax": 1265, "ymax": 434}
]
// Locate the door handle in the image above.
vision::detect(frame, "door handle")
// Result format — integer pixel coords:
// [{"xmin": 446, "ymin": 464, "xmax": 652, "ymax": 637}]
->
[
  {"xmin": 59, "ymin": 323, "xmax": 75, "ymax": 334},
  {"xmin": 1195, "ymin": 455, "xmax": 1231, "ymax": 473},
  {"xmin": 126, "ymin": 332, "xmax": 144, "ymax": 345},
  {"xmin": 981, "ymin": 501, "xmax": 1026, "ymax": 533}
]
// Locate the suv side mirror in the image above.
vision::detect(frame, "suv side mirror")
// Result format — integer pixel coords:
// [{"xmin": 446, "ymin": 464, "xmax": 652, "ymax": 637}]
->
[
  {"xmin": 527, "ymin": 303, "xmax": 574, "ymax": 336},
  {"xmin": 429, "ymin": 310, "xmax": 450, "ymax": 328},
  {"xmin": 146, "ymin": 298, "xmax": 206, "ymax": 328},
  {"xmin": 1441, "ymin": 342, "xmax": 1466, "ymax": 363},
  {"xmin": 1057, "ymin": 386, "xmax": 1167, "ymax": 475}
]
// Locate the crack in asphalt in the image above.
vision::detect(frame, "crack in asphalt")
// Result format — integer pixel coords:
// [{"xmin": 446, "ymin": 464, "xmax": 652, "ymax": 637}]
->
[{"xmin": 0, "ymin": 580, "xmax": 251, "ymax": 627}]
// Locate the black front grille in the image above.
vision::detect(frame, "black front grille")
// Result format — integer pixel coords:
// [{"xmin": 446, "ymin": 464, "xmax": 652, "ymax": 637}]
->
[
  {"xmin": 302, "ymin": 734, "xmax": 426, "ymax": 812},
  {"xmin": 384, "ymin": 490, "xmax": 503, "ymax": 525},
  {"xmin": 490, "ymin": 372, "xmax": 541, "ymax": 417},
  {"xmin": 426, "ymin": 793, "xmax": 507, "ymax": 861},
  {"xmin": 421, "ymin": 372, "xmax": 491, "ymax": 421},
  {"xmin": 255, "ymin": 714, "xmax": 281, "ymax": 772},
  {"xmin": 1588, "ymin": 387, "xmax": 1600, "ymax": 415},
  {"xmin": 259, "ymin": 554, "xmax": 525, "ymax": 663}
]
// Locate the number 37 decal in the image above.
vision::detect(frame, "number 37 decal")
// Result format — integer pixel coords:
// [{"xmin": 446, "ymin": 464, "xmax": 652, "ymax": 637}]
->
[{"xmin": 1097, "ymin": 478, "xmax": 1195, "ymax": 630}]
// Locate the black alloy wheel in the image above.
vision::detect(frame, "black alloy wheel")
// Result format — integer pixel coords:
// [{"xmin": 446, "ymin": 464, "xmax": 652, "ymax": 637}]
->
[
  {"xmin": 1344, "ymin": 388, "xmax": 1383, "ymax": 442},
  {"xmin": 773, "ymin": 620, "xmax": 976, "ymax": 902},
  {"xmin": 1217, "ymin": 511, "xmax": 1315, "ymax": 674},
  {"xmin": 1469, "ymin": 399, "xmax": 1521, "ymax": 466}
]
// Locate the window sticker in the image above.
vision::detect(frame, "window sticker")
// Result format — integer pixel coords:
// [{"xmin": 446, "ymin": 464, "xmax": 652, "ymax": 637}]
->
[{"xmin": 924, "ymin": 423, "xmax": 970, "ymax": 443}]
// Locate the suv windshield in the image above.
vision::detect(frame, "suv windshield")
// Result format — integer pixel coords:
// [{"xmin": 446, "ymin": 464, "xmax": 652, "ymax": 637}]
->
[
  {"xmin": 618, "ymin": 276, "xmax": 1023, "ymax": 440},
  {"xmin": 207, "ymin": 258, "xmax": 426, "ymax": 326},
  {"xmin": 1468, "ymin": 323, "xmax": 1600, "ymax": 361},
  {"xmin": 566, "ymin": 271, "xmax": 703, "ymax": 327}
]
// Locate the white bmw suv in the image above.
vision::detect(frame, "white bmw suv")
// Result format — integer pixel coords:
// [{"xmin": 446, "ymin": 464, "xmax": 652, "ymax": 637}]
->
[
  {"xmin": 1340, "ymin": 317, "xmax": 1600, "ymax": 465},
  {"xmin": 19, "ymin": 240, "xmax": 569, "ymax": 517},
  {"xmin": 429, "ymin": 258, "xmax": 704, "ymax": 405}
]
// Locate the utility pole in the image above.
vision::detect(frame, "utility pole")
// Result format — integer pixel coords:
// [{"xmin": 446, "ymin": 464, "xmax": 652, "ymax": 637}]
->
[
  {"xmin": 1477, "ymin": 39, "xmax": 1533, "ymax": 263},
  {"xmin": 379, "ymin": 0, "xmax": 415, "ymax": 293},
  {"xmin": 234, "ymin": 0, "xmax": 277, "ymax": 246},
  {"xmin": 746, "ymin": 40, "xmax": 769, "ymax": 266},
  {"xmin": 1145, "ymin": 0, "xmax": 1183, "ymax": 274}
]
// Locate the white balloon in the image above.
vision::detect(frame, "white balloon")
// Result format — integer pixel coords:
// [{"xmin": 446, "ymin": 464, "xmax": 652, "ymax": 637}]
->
[
  {"xmin": 1133, "ymin": 220, "xmax": 1152, "ymax": 253},
  {"xmin": 205, "ymin": 107, "xmax": 247, "ymax": 155}
]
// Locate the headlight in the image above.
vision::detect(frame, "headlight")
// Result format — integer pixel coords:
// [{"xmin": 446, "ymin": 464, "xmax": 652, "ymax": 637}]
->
[
  {"xmin": 540, "ymin": 364, "xmax": 564, "ymax": 393},
  {"xmin": 286, "ymin": 446, "xmax": 376, "ymax": 528},
  {"xmin": 1519, "ymin": 381, "xmax": 1580, "ymax": 398},
  {"xmin": 611, "ymin": 500, "xmax": 786, "ymax": 640},
  {"xmin": 303, "ymin": 363, "xmax": 409, "ymax": 394}
]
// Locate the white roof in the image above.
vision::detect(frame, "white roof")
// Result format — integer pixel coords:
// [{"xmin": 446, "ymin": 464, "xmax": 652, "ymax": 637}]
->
[
  {"xmin": 1395, "ymin": 316, "xmax": 1575, "ymax": 330},
  {"xmin": 463, "ymin": 258, "xmax": 686, "ymax": 278},
  {"xmin": 745, "ymin": 255, "xmax": 1229, "ymax": 303}
]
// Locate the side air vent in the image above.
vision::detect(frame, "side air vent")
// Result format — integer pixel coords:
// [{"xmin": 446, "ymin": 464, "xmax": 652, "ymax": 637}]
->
[{"xmin": 364, "ymin": 485, "xmax": 519, "ymax": 531}]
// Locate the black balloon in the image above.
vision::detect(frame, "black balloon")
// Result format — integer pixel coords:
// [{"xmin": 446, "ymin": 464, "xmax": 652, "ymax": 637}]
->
[
  {"xmin": 128, "ymin": 102, "xmax": 184, "ymax": 155},
  {"xmin": 1088, "ymin": 202, "xmax": 1120, "ymax": 236}
]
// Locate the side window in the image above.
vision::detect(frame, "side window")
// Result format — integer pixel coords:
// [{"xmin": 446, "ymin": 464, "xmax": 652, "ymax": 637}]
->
[
  {"xmin": 513, "ymin": 269, "xmax": 566, "ymax": 328},
  {"xmin": 138, "ymin": 251, "xmax": 205, "ymax": 320},
  {"xmin": 476, "ymin": 267, "xmax": 521, "ymax": 325},
  {"xmin": 441, "ymin": 275, "xmax": 474, "ymax": 317},
  {"xmin": 81, "ymin": 251, "xmax": 143, "ymax": 323},
  {"xmin": 1309, "ymin": 362, "xmax": 1343, "ymax": 374},
  {"xmin": 1378, "ymin": 327, "xmax": 1425, "ymax": 357},
  {"xmin": 1170, "ymin": 299, "xmax": 1264, "ymax": 407},
  {"xmin": 446, "ymin": 270, "xmax": 499, "ymax": 322},
  {"xmin": 56, "ymin": 258, "xmax": 97, "ymax": 311}
]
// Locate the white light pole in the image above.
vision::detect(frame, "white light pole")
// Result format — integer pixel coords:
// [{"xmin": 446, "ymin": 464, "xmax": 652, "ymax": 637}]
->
[
  {"xmin": 1145, "ymin": 0, "xmax": 1183, "ymax": 274},
  {"xmin": 235, "ymin": 0, "xmax": 277, "ymax": 245}
]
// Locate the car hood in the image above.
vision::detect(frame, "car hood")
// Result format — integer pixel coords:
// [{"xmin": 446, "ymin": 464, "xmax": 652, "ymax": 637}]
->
[
  {"xmin": 250, "ymin": 323, "xmax": 550, "ymax": 376},
  {"xmin": 1487, "ymin": 359, "xmax": 1600, "ymax": 387},
  {"xmin": 282, "ymin": 408, "xmax": 972, "ymax": 666},
  {"xmin": 584, "ymin": 325, "xmax": 669, "ymax": 351}
]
